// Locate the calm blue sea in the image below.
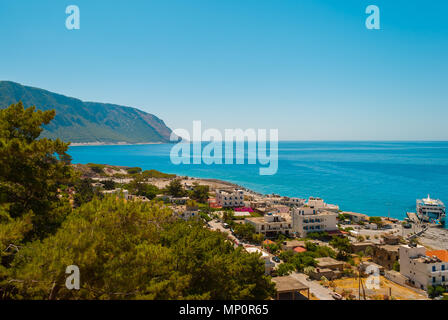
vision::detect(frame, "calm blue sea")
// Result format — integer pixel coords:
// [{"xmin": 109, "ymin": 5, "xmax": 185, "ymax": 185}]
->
[{"xmin": 68, "ymin": 141, "xmax": 448, "ymax": 223}]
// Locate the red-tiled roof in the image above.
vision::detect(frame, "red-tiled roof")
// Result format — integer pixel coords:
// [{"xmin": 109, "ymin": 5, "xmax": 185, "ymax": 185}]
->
[
  {"xmin": 328, "ymin": 230, "xmax": 346, "ymax": 235},
  {"xmin": 293, "ymin": 246, "xmax": 307, "ymax": 253},
  {"xmin": 426, "ymin": 250, "xmax": 448, "ymax": 262}
]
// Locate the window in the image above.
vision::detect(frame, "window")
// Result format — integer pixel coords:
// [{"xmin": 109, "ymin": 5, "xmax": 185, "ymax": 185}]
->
[
  {"xmin": 433, "ymin": 277, "xmax": 436, "ymax": 283},
  {"xmin": 432, "ymin": 266, "xmax": 436, "ymax": 272},
  {"xmin": 442, "ymin": 265, "xmax": 446, "ymax": 271},
  {"xmin": 442, "ymin": 276, "xmax": 445, "ymax": 282}
]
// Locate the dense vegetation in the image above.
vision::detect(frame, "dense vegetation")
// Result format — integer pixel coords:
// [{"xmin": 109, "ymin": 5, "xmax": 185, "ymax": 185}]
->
[
  {"xmin": 0, "ymin": 103, "xmax": 275, "ymax": 300},
  {"xmin": 277, "ymin": 241, "xmax": 337, "ymax": 276}
]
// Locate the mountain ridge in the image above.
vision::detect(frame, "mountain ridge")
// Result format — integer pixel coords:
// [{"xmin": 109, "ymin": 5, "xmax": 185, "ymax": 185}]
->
[{"xmin": 0, "ymin": 81, "xmax": 174, "ymax": 144}]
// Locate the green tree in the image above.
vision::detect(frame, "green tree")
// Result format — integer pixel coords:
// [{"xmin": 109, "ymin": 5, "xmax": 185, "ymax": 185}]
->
[
  {"xmin": 3, "ymin": 197, "xmax": 275, "ymax": 300},
  {"xmin": 189, "ymin": 183, "xmax": 209, "ymax": 203},
  {"xmin": 330, "ymin": 236, "xmax": 352, "ymax": 261},
  {"xmin": 100, "ymin": 180, "xmax": 116, "ymax": 190},
  {"xmin": 73, "ymin": 178, "xmax": 96, "ymax": 207},
  {"xmin": 233, "ymin": 223, "xmax": 256, "ymax": 241},
  {"xmin": 166, "ymin": 179, "xmax": 185, "ymax": 197},
  {"xmin": 369, "ymin": 216, "xmax": 384, "ymax": 228},
  {"xmin": 276, "ymin": 263, "xmax": 294, "ymax": 276},
  {"xmin": 222, "ymin": 210, "xmax": 235, "ymax": 225},
  {"xmin": 392, "ymin": 261, "xmax": 400, "ymax": 272},
  {"xmin": 251, "ymin": 233, "xmax": 264, "ymax": 245},
  {"xmin": 126, "ymin": 175, "xmax": 159, "ymax": 200},
  {"xmin": 428, "ymin": 285, "xmax": 445, "ymax": 299},
  {"xmin": 0, "ymin": 102, "xmax": 74, "ymax": 240}
]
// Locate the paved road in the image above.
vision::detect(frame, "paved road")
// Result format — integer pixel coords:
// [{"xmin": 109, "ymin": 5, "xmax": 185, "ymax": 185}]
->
[
  {"xmin": 290, "ymin": 272, "xmax": 335, "ymax": 300},
  {"xmin": 208, "ymin": 219, "xmax": 240, "ymax": 246}
]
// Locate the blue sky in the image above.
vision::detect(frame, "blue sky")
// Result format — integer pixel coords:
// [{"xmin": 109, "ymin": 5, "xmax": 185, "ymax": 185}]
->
[{"xmin": 0, "ymin": 0, "xmax": 447, "ymax": 140}]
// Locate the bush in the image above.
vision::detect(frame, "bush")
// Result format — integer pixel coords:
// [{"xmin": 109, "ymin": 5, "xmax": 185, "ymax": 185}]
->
[
  {"xmin": 142, "ymin": 169, "xmax": 176, "ymax": 179},
  {"xmin": 127, "ymin": 167, "xmax": 142, "ymax": 175},
  {"xmin": 428, "ymin": 285, "xmax": 446, "ymax": 299},
  {"xmin": 277, "ymin": 263, "xmax": 295, "ymax": 276},
  {"xmin": 88, "ymin": 163, "xmax": 105, "ymax": 175},
  {"xmin": 100, "ymin": 180, "xmax": 116, "ymax": 190},
  {"xmin": 392, "ymin": 261, "xmax": 400, "ymax": 272},
  {"xmin": 306, "ymin": 231, "xmax": 329, "ymax": 240},
  {"xmin": 233, "ymin": 223, "xmax": 256, "ymax": 241}
]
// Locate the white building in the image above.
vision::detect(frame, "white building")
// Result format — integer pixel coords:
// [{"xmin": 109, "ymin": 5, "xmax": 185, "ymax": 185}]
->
[
  {"xmin": 399, "ymin": 244, "xmax": 448, "ymax": 290},
  {"xmin": 291, "ymin": 208, "xmax": 338, "ymax": 238},
  {"xmin": 306, "ymin": 197, "xmax": 339, "ymax": 212},
  {"xmin": 172, "ymin": 205, "xmax": 200, "ymax": 221},
  {"xmin": 216, "ymin": 189, "xmax": 245, "ymax": 207},
  {"xmin": 245, "ymin": 213, "xmax": 293, "ymax": 237},
  {"xmin": 264, "ymin": 195, "xmax": 305, "ymax": 207}
]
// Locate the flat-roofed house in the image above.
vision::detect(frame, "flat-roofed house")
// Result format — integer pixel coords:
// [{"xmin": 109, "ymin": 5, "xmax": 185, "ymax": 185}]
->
[
  {"xmin": 281, "ymin": 240, "xmax": 306, "ymax": 251},
  {"xmin": 351, "ymin": 241, "xmax": 375, "ymax": 254},
  {"xmin": 271, "ymin": 276, "xmax": 310, "ymax": 300},
  {"xmin": 292, "ymin": 208, "xmax": 338, "ymax": 238},
  {"xmin": 216, "ymin": 189, "xmax": 244, "ymax": 208},
  {"xmin": 399, "ymin": 244, "xmax": 448, "ymax": 290},
  {"xmin": 245, "ymin": 213, "xmax": 293, "ymax": 238},
  {"xmin": 342, "ymin": 211, "xmax": 369, "ymax": 223},
  {"xmin": 315, "ymin": 257, "xmax": 345, "ymax": 271},
  {"xmin": 373, "ymin": 244, "xmax": 400, "ymax": 270}
]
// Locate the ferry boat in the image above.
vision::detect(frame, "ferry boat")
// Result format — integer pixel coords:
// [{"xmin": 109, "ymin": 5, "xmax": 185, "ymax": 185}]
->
[{"xmin": 415, "ymin": 195, "xmax": 445, "ymax": 226}]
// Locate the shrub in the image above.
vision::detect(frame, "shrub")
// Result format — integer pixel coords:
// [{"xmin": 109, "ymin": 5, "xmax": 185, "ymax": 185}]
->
[{"xmin": 126, "ymin": 167, "xmax": 142, "ymax": 175}]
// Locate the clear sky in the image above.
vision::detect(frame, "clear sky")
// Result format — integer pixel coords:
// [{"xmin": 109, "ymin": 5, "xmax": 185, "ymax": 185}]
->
[{"xmin": 0, "ymin": 0, "xmax": 447, "ymax": 140}]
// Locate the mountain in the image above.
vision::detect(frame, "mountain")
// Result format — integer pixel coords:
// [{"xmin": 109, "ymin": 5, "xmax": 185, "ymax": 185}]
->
[{"xmin": 0, "ymin": 81, "xmax": 175, "ymax": 144}]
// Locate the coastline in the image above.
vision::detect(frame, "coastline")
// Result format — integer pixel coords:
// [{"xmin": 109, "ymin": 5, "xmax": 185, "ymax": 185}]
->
[
  {"xmin": 171, "ymin": 174, "xmax": 448, "ymax": 250},
  {"xmin": 70, "ymin": 141, "xmax": 165, "ymax": 147},
  {"xmin": 75, "ymin": 160, "xmax": 448, "ymax": 250}
]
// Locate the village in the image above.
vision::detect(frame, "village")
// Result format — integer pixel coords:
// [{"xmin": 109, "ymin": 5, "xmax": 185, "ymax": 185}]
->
[{"xmin": 73, "ymin": 163, "xmax": 448, "ymax": 301}]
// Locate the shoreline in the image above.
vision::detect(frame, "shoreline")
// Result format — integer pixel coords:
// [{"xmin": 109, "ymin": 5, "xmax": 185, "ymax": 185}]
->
[{"xmin": 70, "ymin": 141, "xmax": 165, "ymax": 147}]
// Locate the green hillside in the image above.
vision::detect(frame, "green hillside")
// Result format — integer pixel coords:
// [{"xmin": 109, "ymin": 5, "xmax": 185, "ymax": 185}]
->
[{"xmin": 0, "ymin": 81, "xmax": 174, "ymax": 144}]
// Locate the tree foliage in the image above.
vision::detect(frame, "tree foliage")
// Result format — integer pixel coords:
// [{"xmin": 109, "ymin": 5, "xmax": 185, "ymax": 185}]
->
[
  {"xmin": 125, "ymin": 175, "xmax": 159, "ymax": 200},
  {"xmin": 0, "ymin": 102, "xmax": 73, "ymax": 240},
  {"xmin": 189, "ymin": 183, "xmax": 210, "ymax": 203},
  {"xmin": 166, "ymin": 179, "xmax": 185, "ymax": 198},
  {"xmin": 0, "ymin": 103, "xmax": 276, "ymax": 300},
  {"xmin": 3, "ymin": 197, "xmax": 275, "ymax": 300}
]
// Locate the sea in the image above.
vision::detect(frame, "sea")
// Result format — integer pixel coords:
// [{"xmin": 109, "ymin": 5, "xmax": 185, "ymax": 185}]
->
[{"xmin": 68, "ymin": 141, "xmax": 448, "ymax": 224}]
